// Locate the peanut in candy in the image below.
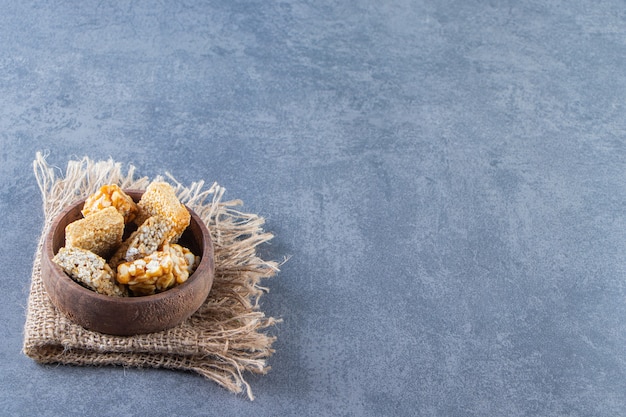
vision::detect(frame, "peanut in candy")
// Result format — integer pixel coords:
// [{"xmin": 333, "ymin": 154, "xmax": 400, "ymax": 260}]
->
[
  {"xmin": 82, "ymin": 184, "xmax": 138, "ymax": 224},
  {"xmin": 116, "ymin": 244, "xmax": 198, "ymax": 296}
]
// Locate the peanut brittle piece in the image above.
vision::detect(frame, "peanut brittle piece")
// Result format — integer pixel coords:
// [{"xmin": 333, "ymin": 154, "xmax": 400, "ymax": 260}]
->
[
  {"xmin": 82, "ymin": 184, "xmax": 138, "ymax": 224},
  {"xmin": 116, "ymin": 244, "xmax": 196, "ymax": 296}
]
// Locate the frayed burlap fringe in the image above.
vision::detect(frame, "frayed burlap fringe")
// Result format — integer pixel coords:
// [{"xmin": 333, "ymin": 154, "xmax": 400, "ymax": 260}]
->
[{"xmin": 23, "ymin": 152, "xmax": 280, "ymax": 400}]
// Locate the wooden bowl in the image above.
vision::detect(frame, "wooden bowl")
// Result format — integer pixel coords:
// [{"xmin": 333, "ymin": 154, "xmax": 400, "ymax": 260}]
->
[{"xmin": 41, "ymin": 190, "xmax": 214, "ymax": 336}]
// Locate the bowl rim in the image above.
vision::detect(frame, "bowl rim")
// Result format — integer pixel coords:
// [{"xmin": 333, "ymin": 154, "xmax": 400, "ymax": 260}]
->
[{"xmin": 43, "ymin": 189, "xmax": 213, "ymax": 305}]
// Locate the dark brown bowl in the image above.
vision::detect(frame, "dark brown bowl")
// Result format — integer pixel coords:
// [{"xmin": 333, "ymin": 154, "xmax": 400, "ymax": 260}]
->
[{"xmin": 41, "ymin": 190, "xmax": 214, "ymax": 336}]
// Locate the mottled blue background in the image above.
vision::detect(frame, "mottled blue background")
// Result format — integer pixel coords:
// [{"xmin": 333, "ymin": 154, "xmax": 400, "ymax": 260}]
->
[{"xmin": 1, "ymin": 1, "xmax": 625, "ymax": 416}]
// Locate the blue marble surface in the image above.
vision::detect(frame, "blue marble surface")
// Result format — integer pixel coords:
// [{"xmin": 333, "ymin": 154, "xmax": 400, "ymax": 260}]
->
[{"xmin": 1, "ymin": 1, "xmax": 625, "ymax": 416}]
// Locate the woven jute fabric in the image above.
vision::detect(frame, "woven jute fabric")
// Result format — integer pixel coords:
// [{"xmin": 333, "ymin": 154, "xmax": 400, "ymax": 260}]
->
[{"xmin": 23, "ymin": 153, "xmax": 280, "ymax": 400}]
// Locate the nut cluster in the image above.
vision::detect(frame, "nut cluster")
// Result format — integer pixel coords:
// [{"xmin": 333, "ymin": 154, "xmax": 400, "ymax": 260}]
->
[
  {"xmin": 117, "ymin": 244, "xmax": 199, "ymax": 296},
  {"xmin": 82, "ymin": 184, "xmax": 138, "ymax": 224}
]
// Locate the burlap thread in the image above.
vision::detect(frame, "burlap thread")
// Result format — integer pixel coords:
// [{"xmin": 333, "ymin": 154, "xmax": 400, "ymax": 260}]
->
[{"xmin": 23, "ymin": 152, "xmax": 280, "ymax": 400}]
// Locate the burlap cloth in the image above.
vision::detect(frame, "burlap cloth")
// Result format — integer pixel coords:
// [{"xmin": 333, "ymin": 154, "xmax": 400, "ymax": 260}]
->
[{"xmin": 23, "ymin": 153, "xmax": 280, "ymax": 400}]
